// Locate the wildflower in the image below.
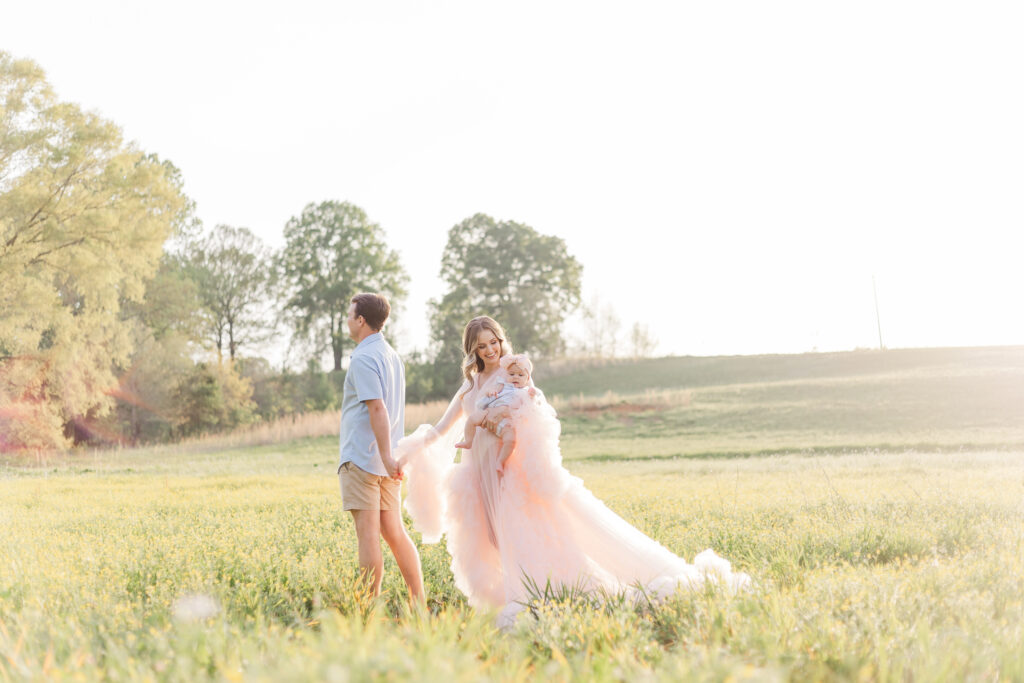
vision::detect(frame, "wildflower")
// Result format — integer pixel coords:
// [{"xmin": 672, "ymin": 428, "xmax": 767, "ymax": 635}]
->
[{"xmin": 172, "ymin": 594, "xmax": 219, "ymax": 622}]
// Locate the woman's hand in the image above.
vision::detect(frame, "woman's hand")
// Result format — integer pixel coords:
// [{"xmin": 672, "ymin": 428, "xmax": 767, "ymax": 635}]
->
[
  {"xmin": 482, "ymin": 405, "xmax": 511, "ymax": 434},
  {"xmin": 382, "ymin": 453, "xmax": 404, "ymax": 481}
]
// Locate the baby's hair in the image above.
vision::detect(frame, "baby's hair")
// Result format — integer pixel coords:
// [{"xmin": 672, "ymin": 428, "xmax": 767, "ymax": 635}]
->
[
  {"xmin": 507, "ymin": 362, "xmax": 529, "ymax": 377},
  {"xmin": 500, "ymin": 353, "xmax": 532, "ymax": 375}
]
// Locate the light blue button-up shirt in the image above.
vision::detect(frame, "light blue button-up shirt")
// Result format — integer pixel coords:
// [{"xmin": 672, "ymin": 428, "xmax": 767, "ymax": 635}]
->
[{"xmin": 338, "ymin": 333, "xmax": 405, "ymax": 476}]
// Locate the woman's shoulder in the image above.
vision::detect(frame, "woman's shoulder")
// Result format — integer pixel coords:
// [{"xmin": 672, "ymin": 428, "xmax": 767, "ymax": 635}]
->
[{"xmin": 453, "ymin": 378, "xmax": 473, "ymax": 398}]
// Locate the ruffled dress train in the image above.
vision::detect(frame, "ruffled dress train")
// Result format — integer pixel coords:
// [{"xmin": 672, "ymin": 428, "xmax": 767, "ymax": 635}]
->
[{"xmin": 396, "ymin": 377, "xmax": 749, "ymax": 624}]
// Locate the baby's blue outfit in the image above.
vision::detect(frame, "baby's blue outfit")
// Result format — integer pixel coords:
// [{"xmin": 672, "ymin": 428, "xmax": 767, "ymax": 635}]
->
[{"xmin": 475, "ymin": 381, "xmax": 523, "ymax": 436}]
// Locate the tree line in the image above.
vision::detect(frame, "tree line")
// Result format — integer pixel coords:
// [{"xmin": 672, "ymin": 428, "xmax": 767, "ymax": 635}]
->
[{"xmin": 0, "ymin": 53, "xmax": 655, "ymax": 452}]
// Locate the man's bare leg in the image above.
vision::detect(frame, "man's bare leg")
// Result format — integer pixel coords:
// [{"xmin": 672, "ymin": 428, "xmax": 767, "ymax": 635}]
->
[
  {"xmin": 379, "ymin": 508, "xmax": 425, "ymax": 605},
  {"xmin": 351, "ymin": 509, "xmax": 384, "ymax": 596}
]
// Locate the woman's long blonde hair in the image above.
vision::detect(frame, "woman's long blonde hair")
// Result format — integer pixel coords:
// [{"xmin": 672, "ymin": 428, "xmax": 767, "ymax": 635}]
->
[{"xmin": 461, "ymin": 316, "xmax": 512, "ymax": 382}]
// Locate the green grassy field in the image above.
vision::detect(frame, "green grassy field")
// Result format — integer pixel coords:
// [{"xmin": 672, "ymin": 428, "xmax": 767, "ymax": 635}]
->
[
  {"xmin": 2, "ymin": 346, "xmax": 1023, "ymax": 681},
  {"xmin": 548, "ymin": 346, "xmax": 1024, "ymax": 460}
]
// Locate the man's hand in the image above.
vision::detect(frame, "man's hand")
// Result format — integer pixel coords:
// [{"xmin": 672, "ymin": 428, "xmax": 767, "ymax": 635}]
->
[
  {"xmin": 482, "ymin": 405, "xmax": 511, "ymax": 433},
  {"xmin": 382, "ymin": 454, "xmax": 404, "ymax": 481}
]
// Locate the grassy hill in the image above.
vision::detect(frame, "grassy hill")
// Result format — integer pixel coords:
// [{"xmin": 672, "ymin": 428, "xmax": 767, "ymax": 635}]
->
[
  {"xmin": 541, "ymin": 346, "xmax": 1024, "ymax": 460},
  {"xmin": 539, "ymin": 345, "xmax": 1024, "ymax": 396}
]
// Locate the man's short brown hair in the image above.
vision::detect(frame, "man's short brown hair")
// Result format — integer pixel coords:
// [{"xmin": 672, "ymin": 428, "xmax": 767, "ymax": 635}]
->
[{"xmin": 351, "ymin": 293, "xmax": 390, "ymax": 331}]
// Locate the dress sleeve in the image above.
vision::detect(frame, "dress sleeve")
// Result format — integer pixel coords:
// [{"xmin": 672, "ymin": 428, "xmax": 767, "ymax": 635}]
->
[
  {"xmin": 395, "ymin": 419, "xmax": 466, "ymax": 544},
  {"xmin": 433, "ymin": 379, "xmax": 471, "ymax": 437},
  {"xmin": 394, "ymin": 378, "xmax": 471, "ymax": 543}
]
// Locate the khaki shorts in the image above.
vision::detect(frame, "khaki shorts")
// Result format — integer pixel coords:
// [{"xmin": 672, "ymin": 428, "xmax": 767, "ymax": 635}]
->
[{"xmin": 338, "ymin": 461, "xmax": 400, "ymax": 511}]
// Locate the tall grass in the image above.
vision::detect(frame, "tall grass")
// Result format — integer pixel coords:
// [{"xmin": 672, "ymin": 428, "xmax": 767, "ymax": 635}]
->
[
  {"xmin": 2, "ymin": 446, "xmax": 1021, "ymax": 680},
  {"xmin": 5, "ymin": 401, "xmax": 452, "ymax": 471},
  {"xmin": 3, "ymin": 346, "xmax": 1023, "ymax": 679},
  {"xmin": 147, "ymin": 400, "xmax": 448, "ymax": 454}
]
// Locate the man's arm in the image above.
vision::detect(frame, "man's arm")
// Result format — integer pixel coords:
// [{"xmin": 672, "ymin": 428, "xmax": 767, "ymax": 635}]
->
[{"xmin": 366, "ymin": 398, "xmax": 402, "ymax": 479}]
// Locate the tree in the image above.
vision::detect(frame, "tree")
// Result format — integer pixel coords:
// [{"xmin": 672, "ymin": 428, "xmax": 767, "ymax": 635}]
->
[
  {"xmin": 429, "ymin": 213, "xmax": 582, "ymax": 369},
  {"xmin": 113, "ymin": 254, "xmax": 204, "ymax": 443},
  {"xmin": 235, "ymin": 356, "xmax": 290, "ymax": 420},
  {"xmin": 629, "ymin": 322, "xmax": 658, "ymax": 358},
  {"xmin": 112, "ymin": 181, "xmax": 205, "ymax": 444},
  {"xmin": 298, "ymin": 358, "xmax": 338, "ymax": 411},
  {"xmin": 185, "ymin": 224, "xmax": 274, "ymax": 362},
  {"xmin": 278, "ymin": 201, "xmax": 408, "ymax": 371},
  {"xmin": 0, "ymin": 53, "xmax": 188, "ymax": 451},
  {"xmin": 109, "ymin": 328, "xmax": 195, "ymax": 444},
  {"xmin": 172, "ymin": 362, "xmax": 255, "ymax": 438},
  {"xmin": 579, "ymin": 295, "xmax": 622, "ymax": 358}
]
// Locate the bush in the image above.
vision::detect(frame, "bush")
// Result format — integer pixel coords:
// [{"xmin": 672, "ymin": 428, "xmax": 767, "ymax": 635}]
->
[{"xmin": 173, "ymin": 362, "xmax": 256, "ymax": 437}]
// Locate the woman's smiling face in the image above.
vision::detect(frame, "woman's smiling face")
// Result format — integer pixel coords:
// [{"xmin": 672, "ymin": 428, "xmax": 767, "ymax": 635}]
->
[{"xmin": 475, "ymin": 330, "xmax": 503, "ymax": 370}]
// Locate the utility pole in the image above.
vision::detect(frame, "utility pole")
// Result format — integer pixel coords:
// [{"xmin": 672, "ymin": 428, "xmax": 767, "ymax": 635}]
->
[{"xmin": 872, "ymin": 275, "xmax": 885, "ymax": 350}]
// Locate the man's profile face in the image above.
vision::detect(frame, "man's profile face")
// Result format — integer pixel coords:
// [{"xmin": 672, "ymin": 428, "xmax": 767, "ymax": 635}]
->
[{"xmin": 346, "ymin": 303, "xmax": 361, "ymax": 341}]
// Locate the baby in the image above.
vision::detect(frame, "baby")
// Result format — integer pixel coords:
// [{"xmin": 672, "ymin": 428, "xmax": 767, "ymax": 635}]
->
[{"xmin": 454, "ymin": 353, "xmax": 540, "ymax": 474}]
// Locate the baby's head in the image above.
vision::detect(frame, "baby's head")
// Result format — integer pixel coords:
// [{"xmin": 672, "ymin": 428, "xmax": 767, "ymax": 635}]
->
[{"xmin": 500, "ymin": 353, "xmax": 533, "ymax": 389}]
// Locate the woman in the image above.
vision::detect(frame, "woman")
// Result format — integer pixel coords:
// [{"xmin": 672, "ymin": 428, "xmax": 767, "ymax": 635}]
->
[{"xmin": 397, "ymin": 316, "xmax": 748, "ymax": 625}]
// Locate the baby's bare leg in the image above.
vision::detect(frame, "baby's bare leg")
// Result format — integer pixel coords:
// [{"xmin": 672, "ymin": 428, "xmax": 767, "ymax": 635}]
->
[
  {"xmin": 454, "ymin": 409, "xmax": 486, "ymax": 449},
  {"xmin": 496, "ymin": 426, "xmax": 516, "ymax": 473}
]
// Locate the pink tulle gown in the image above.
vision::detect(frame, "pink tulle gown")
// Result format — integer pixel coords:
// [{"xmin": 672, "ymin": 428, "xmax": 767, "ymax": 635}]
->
[{"xmin": 396, "ymin": 370, "xmax": 750, "ymax": 626}]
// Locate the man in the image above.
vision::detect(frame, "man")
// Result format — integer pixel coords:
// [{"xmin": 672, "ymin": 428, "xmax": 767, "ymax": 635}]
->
[{"xmin": 338, "ymin": 292, "xmax": 424, "ymax": 603}]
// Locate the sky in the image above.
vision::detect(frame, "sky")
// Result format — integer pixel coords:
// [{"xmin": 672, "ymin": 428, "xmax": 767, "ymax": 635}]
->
[{"xmin": 3, "ymin": 1, "xmax": 1022, "ymax": 361}]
